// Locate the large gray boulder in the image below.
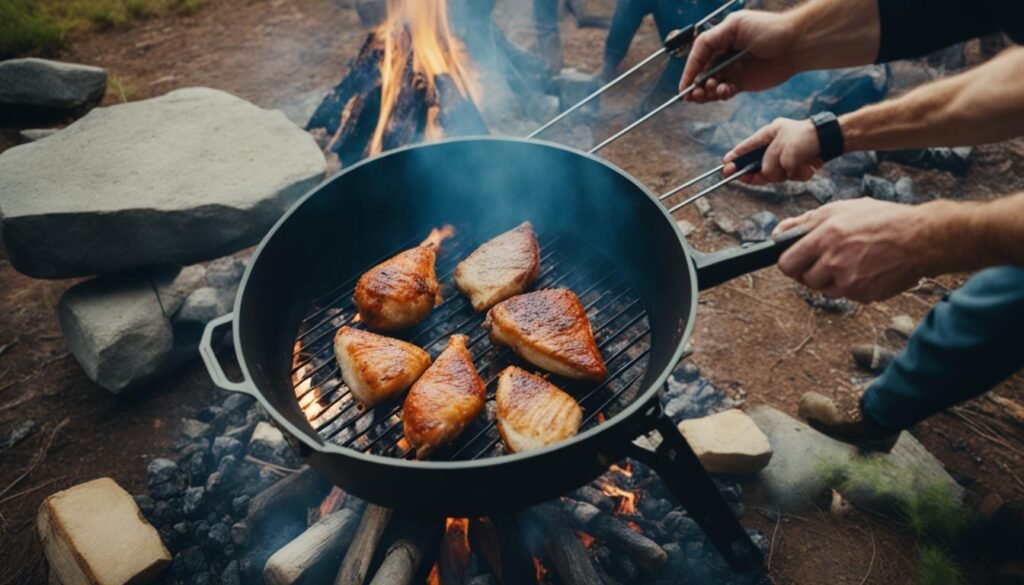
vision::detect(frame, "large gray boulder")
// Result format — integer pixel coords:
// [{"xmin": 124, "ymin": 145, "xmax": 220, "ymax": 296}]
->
[
  {"xmin": 748, "ymin": 405, "xmax": 963, "ymax": 513},
  {"xmin": 0, "ymin": 88, "xmax": 325, "ymax": 278},
  {"xmin": 0, "ymin": 58, "xmax": 107, "ymax": 109}
]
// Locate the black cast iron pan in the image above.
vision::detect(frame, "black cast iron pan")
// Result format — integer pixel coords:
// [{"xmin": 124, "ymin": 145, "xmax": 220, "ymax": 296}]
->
[{"xmin": 200, "ymin": 137, "xmax": 799, "ymax": 571}]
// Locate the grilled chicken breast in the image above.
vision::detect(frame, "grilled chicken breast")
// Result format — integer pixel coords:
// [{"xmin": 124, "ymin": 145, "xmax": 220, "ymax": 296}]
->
[
  {"xmin": 333, "ymin": 326, "xmax": 431, "ymax": 408},
  {"xmin": 483, "ymin": 289, "xmax": 607, "ymax": 381},
  {"xmin": 402, "ymin": 335, "xmax": 486, "ymax": 459},
  {"xmin": 454, "ymin": 222, "xmax": 541, "ymax": 312},
  {"xmin": 496, "ymin": 366, "xmax": 582, "ymax": 453},
  {"xmin": 354, "ymin": 246, "xmax": 440, "ymax": 331}
]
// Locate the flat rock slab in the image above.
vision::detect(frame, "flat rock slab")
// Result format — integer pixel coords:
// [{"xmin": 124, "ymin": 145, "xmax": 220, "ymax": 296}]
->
[
  {"xmin": 748, "ymin": 405, "xmax": 963, "ymax": 513},
  {"xmin": 0, "ymin": 58, "xmax": 107, "ymax": 109},
  {"xmin": 0, "ymin": 87, "xmax": 325, "ymax": 278},
  {"xmin": 678, "ymin": 409, "xmax": 773, "ymax": 474},
  {"xmin": 37, "ymin": 477, "xmax": 170, "ymax": 585}
]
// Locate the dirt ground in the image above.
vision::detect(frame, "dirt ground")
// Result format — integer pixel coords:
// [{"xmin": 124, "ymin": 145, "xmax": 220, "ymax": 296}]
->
[{"xmin": 2, "ymin": 1, "xmax": 1023, "ymax": 584}]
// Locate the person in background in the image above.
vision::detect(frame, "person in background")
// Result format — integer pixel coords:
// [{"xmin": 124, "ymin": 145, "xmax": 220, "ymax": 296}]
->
[
  {"xmin": 677, "ymin": 0, "xmax": 1024, "ymax": 452},
  {"xmin": 533, "ymin": 0, "xmax": 612, "ymax": 75}
]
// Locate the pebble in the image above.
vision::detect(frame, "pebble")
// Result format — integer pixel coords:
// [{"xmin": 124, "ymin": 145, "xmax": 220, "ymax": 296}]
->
[
  {"xmin": 231, "ymin": 521, "xmax": 249, "ymax": 547},
  {"xmin": 133, "ymin": 494, "xmax": 155, "ymax": 516},
  {"xmin": 221, "ymin": 393, "xmax": 252, "ymax": 414},
  {"xmin": 185, "ymin": 450, "xmax": 212, "ymax": 485},
  {"xmin": 2, "ymin": 419, "xmax": 36, "ymax": 450},
  {"xmin": 180, "ymin": 545, "xmax": 207, "ymax": 575},
  {"xmin": 212, "ymin": 436, "xmax": 244, "ymax": 462},
  {"xmin": 206, "ymin": 522, "xmax": 230, "ymax": 550},
  {"xmin": 183, "ymin": 486, "xmax": 206, "ymax": 517},
  {"xmin": 738, "ymin": 210, "xmax": 779, "ymax": 242},
  {"xmin": 147, "ymin": 458, "xmax": 181, "ymax": 486},
  {"xmin": 231, "ymin": 495, "xmax": 250, "ymax": 517},
  {"xmin": 180, "ymin": 418, "xmax": 212, "ymax": 441},
  {"xmin": 887, "ymin": 314, "xmax": 916, "ymax": 339}
]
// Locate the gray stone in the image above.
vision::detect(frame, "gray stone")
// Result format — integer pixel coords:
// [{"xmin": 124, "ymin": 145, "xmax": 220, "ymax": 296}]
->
[
  {"xmin": 735, "ymin": 174, "xmax": 837, "ymax": 204},
  {"xmin": 738, "ymin": 211, "xmax": 779, "ymax": 242},
  {"xmin": 58, "ymin": 274, "xmax": 174, "ymax": 394},
  {"xmin": 0, "ymin": 88, "xmax": 325, "ymax": 278},
  {"xmin": 826, "ymin": 151, "xmax": 877, "ymax": 177},
  {"xmin": 183, "ymin": 487, "xmax": 206, "ymax": 516},
  {"xmin": 675, "ymin": 219, "xmax": 697, "ymax": 237},
  {"xmin": 180, "ymin": 419, "xmax": 212, "ymax": 441},
  {"xmin": 810, "ymin": 65, "xmax": 889, "ymax": 117},
  {"xmin": 19, "ymin": 128, "xmax": 59, "ymax": 142},
  {"xmin": 862, "ymin": 174, "xmax": 896, "ymax": 202},
  {"xmin": 248, "ymin": 422, "xmax": 293, "ymax": 466},
  {"xmin": 0, "ymin": 58, "xmax": 107, "ymax": 109},
  {"xmin": 175, "ymin": 287, "xmax": 230, "ymax": 325},
  {"xmin": 154, "ymin": 265, "xmax": 208, "ymax": 317},
  {"xmin": 211, "ymin": 436, "xmax": 243, "ymax": 462},
  {"xmin": 2, "ymin": 419, "xmax": 36, "ymax": 450},
  {"xmin": 894, "ymin": 177, "xmax": 915, "ymax": 204},
  {"xmin": 879, "ymin": 147, "xmax": 972, "ymax": 176},
  {"xmin": 678, "ymin": 409, "xmax": 773, "ymax": 474},
  {"xmin": 748, "ymin": 405, "xmax": 963, "ymax": 513}
]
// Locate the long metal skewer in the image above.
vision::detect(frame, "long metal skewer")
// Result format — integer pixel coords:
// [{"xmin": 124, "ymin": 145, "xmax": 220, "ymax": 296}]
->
[
  {"xmin": 527, "ymin": 0, "xmax": 744, "ymax": 139},
  {"xmin": 657, "ymin": 165, "xmax": 722, "ymax": 201},
  {"xmin": 666, "ymin": 162, "xmax": 759, "ymax": 213},
  {"xmin": 588, "ymin": 48, "xmax": 749, "ymax": 154}
]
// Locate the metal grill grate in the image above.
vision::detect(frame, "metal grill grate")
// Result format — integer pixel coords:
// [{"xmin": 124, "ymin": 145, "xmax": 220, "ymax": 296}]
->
[{"xmin": 290, "ymin": 226, "xmax": 652, "ymax": 461}]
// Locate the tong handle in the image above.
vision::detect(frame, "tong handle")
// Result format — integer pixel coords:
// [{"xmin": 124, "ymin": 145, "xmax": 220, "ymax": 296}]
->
[
  {"xmin": 731, "ymin": 144, "xmax": 768, "ymax": 171},
  {"xmin": 663, "ymin": 24, "xmax": 697, "ymax": 54}
]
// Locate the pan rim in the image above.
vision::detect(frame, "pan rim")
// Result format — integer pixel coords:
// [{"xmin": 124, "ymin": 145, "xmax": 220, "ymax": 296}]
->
[{"xmin": 229, "ymin": 135, "xmax": 700, "ymax": 470}]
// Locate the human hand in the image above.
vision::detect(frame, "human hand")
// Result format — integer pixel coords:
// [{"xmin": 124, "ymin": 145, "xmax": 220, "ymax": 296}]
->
[
  {"xmin": 724, "ymin": 118, "xmax": 821, "ymax": 182},
  {"xmin": 679, "ymin": 10, "xmax": 802, "ymax": 102},
  {"xmin": 772, "ymin": 198, "xmax": 937, "ymax": 302}
]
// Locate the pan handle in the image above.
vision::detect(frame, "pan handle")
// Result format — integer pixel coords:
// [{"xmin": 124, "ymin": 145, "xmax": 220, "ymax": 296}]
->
[
  {"xmin": 692, "ymin": 226, "xmax": 807, "ymax": 290},
  {"xmin": 626, "ymin": 407, "xmax": 763, "ymax": 571},
  {"xmin": 200, "ymin": 313, "xmax": 256, "ymax": 395}
]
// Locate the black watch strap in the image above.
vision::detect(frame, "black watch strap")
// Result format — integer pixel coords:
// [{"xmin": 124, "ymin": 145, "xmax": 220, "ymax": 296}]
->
[{"xmin": 810, "ymin": 111, "xmax": 844, "ymax": 162}]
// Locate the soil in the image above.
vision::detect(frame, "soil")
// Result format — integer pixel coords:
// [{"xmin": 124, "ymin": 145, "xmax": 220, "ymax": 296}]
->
[{"xmin": 2, "ymin": 1, "xmax": 1023, "ymax": 584}]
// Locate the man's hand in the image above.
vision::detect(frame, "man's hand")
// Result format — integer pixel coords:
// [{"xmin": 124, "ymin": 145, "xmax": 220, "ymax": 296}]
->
[
  {"xmin": 679, "ymin": 11, "xmax": 801, "ymax": 102},
  {"xmin": 771, "ymin": 198, "xmax": 936, "ymax": 303},
  {"xmin": 723, "ymin": 117, "xmax": 821, "ymax": 181}
]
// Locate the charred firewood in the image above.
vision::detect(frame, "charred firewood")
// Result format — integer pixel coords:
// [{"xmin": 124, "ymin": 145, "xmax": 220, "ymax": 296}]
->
[
  {"xmin": 526, "ymin": 502, "xmax": 605, "ymax": 585},
  {"xmin": 570, "ymin": 485, "xmax": 615, "ymax": 513},
  {"xmin": 335, "ymin": 504, "xmax": 395, "ymax": 585},
  {"xmin": 490, "ymin": 512, "xmax": 537, "ymax": 585},
  {"xmin": 248, "ymin": 466, "xmax": 332, "ymax": 529},
  {"xmin": 561, "ymin": 499, "xmax": 668, "ymax": 573},
  {"xmin": 264, "ymin": 509, "xmax": 361, "ymax": 585},
  {"xmin": 367, "ymin": 516, "xmax": 443, "ymax": 585}
]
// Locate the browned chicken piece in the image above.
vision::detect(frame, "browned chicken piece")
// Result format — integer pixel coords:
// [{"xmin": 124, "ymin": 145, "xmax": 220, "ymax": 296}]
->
[
  {"xmin": 496, "ymin": 366, "xmax": 582, "ymax": 453},
  {"xmin": 353, "ymin": 246, "xmax": 440, "ymax": 331},
  {"xmin": 454, "ymin": 222, "xmax": 541, "ymax": 312},
  {"xmin": 402, "ymin": 334, "xmax": 486, "ymax": 459},
  {"xmin": 333, "ymin": 326, "xmax": 432, "ymax": 408},
  {"xmin": 483, "ymin": 289, "xmax": 607, "ymax": 381}
]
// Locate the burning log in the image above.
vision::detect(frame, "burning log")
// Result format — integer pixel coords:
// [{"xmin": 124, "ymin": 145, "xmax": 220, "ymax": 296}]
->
[
  {"xmin": 264, "ymin": 509, "xmax": 361, "ymax": 585},
  {"xmin": 570, "ymin": 485, "xmax": 615, "ymax": 514},
  {"xmin": 526, "ymin": 503, "xmax": 604, "ymax": 585},
  {"xmin": 335, "ymin": 504, "xmax": 395, "ymax": 585},
  {"xmin": 438, "ymin": 518, "xmax": 471, "ymax": 585},
  {"xmin": 367, "ymin": 517, "xmax": 442, "ymax": 585},
  {"xmin": 489, "ymin": 513, "xmax": 538, "ymax": 585},
  {"xmin": 248, "ymin": 465, "xmax": 332, "ymax": 529},
  {"xmin": 561, "ymin": 500, "xmax": 668, "ymax": 574}
]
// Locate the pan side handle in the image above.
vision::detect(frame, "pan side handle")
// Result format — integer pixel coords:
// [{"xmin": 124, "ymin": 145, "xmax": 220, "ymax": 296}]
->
[
  {"xmin": 200, "ymin": 313, "xmax": 256, "ymax": 396},
  {"xmin": 626, "ymin": 407, "xmax": 764, "ymax": 571},
  {"xmin": 692, "ymin": 227, "xmax": 807, "ymax": 291}
]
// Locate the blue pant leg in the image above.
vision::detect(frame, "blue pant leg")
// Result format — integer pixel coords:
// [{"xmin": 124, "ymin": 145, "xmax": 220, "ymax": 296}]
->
[{"xmin": 862, "ymin": 266, "xmax": 1024, "ymax": 430}]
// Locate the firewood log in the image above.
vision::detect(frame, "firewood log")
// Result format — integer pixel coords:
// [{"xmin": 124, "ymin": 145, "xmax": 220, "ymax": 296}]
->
[
  {"xmin": 248, "ymin": 466, "xmax": 331, "ymax": 529},
  {"xmin": 264, "ymin": 509, "xmax": 360, "ymax": 585},
  {"xmin": 526, "ymin": 503, "xmax": 604, "ymax": 585},
  {"xmin": 560, "ymin": 500, "xmax": 667, "ymax": 573},
  {"xmin": 335, "ymin": 504, "xmax": 394, "ymax": 585}
]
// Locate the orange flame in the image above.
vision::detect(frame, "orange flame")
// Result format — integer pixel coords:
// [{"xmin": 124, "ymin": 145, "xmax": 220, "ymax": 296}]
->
[
  {"xmin": 420, "ymin": 224, "xmax": 455, "ymax": 249},
  {"xmin": 609, "ymin": 462, "xmax": 633, "ymax": 477},
  {"xmin": 369, "ymin": 0, "xmax": 480, "ymax": 156},
  {"xmin": 318, "ymin": 486, "xmax": 345, "ymax": 520},
  {"xmin": 426, "ymin": 564, "xmax": 440, "ymax": 585},
  {"xmin": 598, "ymin": 481, "xmax": 639, "ymax": 516},
  {"xmin": 533, "ymin": 557, "xmax": 550, "ymax": 584},
  {"xmin": 292, "ymin": 340, "xmax": 324, "ymax": 421}
]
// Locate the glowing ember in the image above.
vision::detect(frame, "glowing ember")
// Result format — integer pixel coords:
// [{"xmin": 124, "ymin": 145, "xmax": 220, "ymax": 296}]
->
[
  {"xmin": 426, "ymin": 564, "xmax": 440, "ymax": 585},
  {"xmin": 420, "ymin": 224, "xmax": 455, "ymax": 249},
  {"xmin": 596, "ymin": 412, "xmax": 606, "ymax": 423},
  {"xmin": 369, "ymin": 0, "xmax": 480, "ymax": 156},
  {"xmin": 609, "ymin": 462, "xmax": 633, "ymax": 477},
  {"xmin": 318, "ymin": 486, "xmax": 345, "ymax": 520},
  {"xmin": 626, "ymin": 520, "xmax": 644, "ymax": 533},
  {"xmin": 576, "ymin": 530, "xmax": 595, "ymax": 548},
  {"xmin": 397, "ymin": 437, "xmax": 411, "ymax": 452},
  {"xmin": 292, "ymin": 340, "xmax": 324, "ymax": 421},
  {"xmin": 352, "ymin": 313, "xmax": 363, "ymax": 323},
  {"xmin": 598, "ymin": 481, "xmax": 639, "ymax": 516},
  {"xmin": 532, "ymin": 557, "xmax": 550, "ymax": 584}
]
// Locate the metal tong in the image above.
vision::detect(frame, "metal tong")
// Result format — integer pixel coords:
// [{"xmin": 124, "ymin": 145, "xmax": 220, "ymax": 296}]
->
[
  {"xmin": 527, "ymin": 0, "xmax": 745, "ymax": 140},
  {"xmin": 659, "ymin": 145, "xmax": 768, "ymax": 212}
]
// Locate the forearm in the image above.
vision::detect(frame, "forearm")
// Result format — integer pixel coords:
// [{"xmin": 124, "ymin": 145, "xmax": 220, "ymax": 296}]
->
[
  {"xmin": 841, "ymin": 47, "xmax": 1024, "ymax": 152},
  {"xmin": 785, "ymin": 0, "xmax": 881, "ymax": 72},
  {"xmin": 919, "ymin": 192, "xmax": 1024, "ymax": 275}
]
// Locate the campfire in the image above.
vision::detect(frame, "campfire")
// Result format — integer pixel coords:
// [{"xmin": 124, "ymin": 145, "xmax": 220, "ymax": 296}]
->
[{"xmin": 308, "ymin": 0, "xmax": 487, "ymax": 168}]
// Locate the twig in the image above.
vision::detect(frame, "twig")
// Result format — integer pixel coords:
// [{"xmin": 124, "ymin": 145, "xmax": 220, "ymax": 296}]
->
[
  {"xmin": 721, "ymin": 285, "xmax": 790, "ymax": 313},
  {"xmin": 0, "ymin": 478, "xmax": 58, "ymax": 507},
  {"xmin": 767, "ymin": 508, "xmax": 781, "ymax": 571},
  {"xmin": 0, "ymin": 341, "xmax": 15, "ymax": 358},
  {"xmin": 244, "ymin": 455, "xmax": 301, "ymax": 475},
  {"xmin": 0, "ymin": 418, "xmax": 69, "ymax": 502},
  {"xmin": 858, "ymin": 530, "xmax": 876, "ymax": 585}
]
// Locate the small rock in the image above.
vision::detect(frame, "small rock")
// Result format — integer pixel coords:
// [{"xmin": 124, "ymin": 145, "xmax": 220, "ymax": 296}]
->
[
  {"xmin": 19, "ymin": 128, "xmax": 59, "ymax": 142},
  {"xmin": 798, "ymin": 287, "xmax": 856, "ymax": 314},
  {"xmin": 694, "ymin": 198, "xmax": 712, "ymax": 217},
  {"xmin": 738, "ymin": 210, "xmax": 779, "ymax": 242},
  {"xmin": 221, "ymin": 560, "xmax": 242, "ymax": 585},
  {"xmin": 221, "ymin": 394, "xmax": 253, "ymax": 414},
  {"xmin": 2, "ymin": 419, "xmax": 36, "ymax": 450},
  {"xmin": 248, "ymin": 422, "xmax": 293, "ymax": 467},
  {"xmin": 711, "ymin": 213, "xmax": 739, "ymax": 236},
  {"xmin": 174, "ymin": 287, "xmax": 230, "ymax": 325},
  {"xmin": 862, "ymin": 174, "xmax": 896, "ymax": 202},
  {"xmin": 133, "ymin": 494, "xmax": 155, "ymax": 516},
  {"xmin": 810, "ymin": 65, "xmax": 889, "ymax": 116},
  {"xmin": 183, "ymin": 487, "xmax": 206, "ymax": 517},
  {"xmin": 180, "ymin": 545, "xmax": 208, "ymax": 575},
  {"xmin": 206, "ymin": 522, "xmax": 230, "ymax": 550},
  {"xmin": 747, "ymin": 528, "xmax": 770, "ymax": 555},
  {"xmin": 735, "ymin": 174, "xmax": 837, "ymax": 205},
  {"xmin": 0, "ymin": 58, "xmax": 107, "ymax": 109},
  {"xmin": 851, "ymin": 344, "xmax": 898, "ymax": 373},
  {"xmin": 153, "ymin": 265, "xmax": 207, "ymax": 317},
  {"xmin": 231, "ymin": 495, "xmax": 250, "ymax": 517},
  {"xmin": 887, "ymin": 314, "xmax": 916, "ymax": 339},
  {"xmin": 148, "ymin": 458, "xmax": 182, "ymax": 487},
  {"xmin": 675, "ymin": 219, "xmax": 697, "ymax": 237},
  {"xmin": 181, "ymin": 418, "xmax": 212, "ymax": 441},
  {"xmin": 231, "ymin": 521, "xmax": 250, "ymax": 546},
  {"xmin": 185, "ymin": 450, "xmax": 212, "ymax": 485},
  {"xmin": 826, "ymin": 151, "xmax": 877, "ymax": 177},
  {"xmin": 678, "ymin": 409, "xmax": 773, "ymax": 474},
  {"xmin": 212, "ymin": 436, "xmax": 244, "ymax": 462},
  {"xmin": 879, "ymin": 146, "xmax": 972, "ymax": 175},
  {"xmin": 894, "ymin": 176, "xmax": 915, "ymax": 204}
]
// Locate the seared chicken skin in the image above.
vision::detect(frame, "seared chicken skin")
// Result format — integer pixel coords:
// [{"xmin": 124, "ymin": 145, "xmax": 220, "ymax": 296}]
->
[
  {"xmin": 354, "ymin": 246, "xmax": 440, "ymax": 331},
  {"xmin": 402, "ymin": 335, "xmax": 486, "ymax": 459},
  {"xmin": 483, "ymin": 289, "xmax": 607, "ymax": 381},
  {"xmin": 454, "ymin": 222, "xmax": 541, "ymax": 312},
  {"xmin": 333, "ymin": 326, "xmax": 431, "ymax": 408},
  {"xmin": 496, "ymin": 366, "xmax": 582, "ymax": 453}
]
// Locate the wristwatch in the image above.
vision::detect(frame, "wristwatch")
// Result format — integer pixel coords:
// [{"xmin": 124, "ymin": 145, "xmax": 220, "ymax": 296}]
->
[{"xmin": 810, "ymin": 111, "xmax": 844, "ymax": 162}]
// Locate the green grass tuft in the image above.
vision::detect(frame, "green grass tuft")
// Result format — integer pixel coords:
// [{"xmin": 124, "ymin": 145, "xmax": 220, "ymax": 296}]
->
[
  {"xmin": 912, "ymin": 545, "xmax": 962, "ymax": 585},
  {"xmin": 0, "ymin": 0, "xmax": 66, "ymax": 58}
]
